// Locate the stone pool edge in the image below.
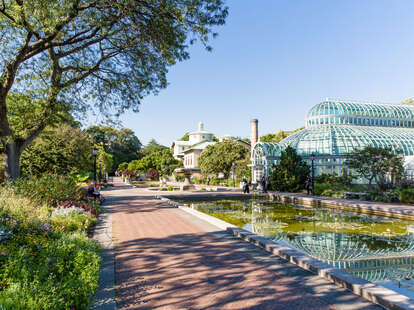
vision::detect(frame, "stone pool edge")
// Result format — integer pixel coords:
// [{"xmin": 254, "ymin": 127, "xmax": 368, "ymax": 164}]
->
[{"xmin": 158, "ymin": 195, "xmax": 414, "ymax": 310}]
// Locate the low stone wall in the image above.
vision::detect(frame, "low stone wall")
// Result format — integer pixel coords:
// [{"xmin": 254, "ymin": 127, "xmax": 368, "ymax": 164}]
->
[
  {"xmin": 270, "ymin": 192, "xmax": 414, "ymax": 220},
  {"xmin": 161, "ymin": 194, "xmax": 414, "ymax": 310}
]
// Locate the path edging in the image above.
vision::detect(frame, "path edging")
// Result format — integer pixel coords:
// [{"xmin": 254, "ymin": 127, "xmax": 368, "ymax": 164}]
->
[
  {"xmin": 166, "ymin": 196, "xmax": 414, "ymax": 310},
  {"xmin": 90, "ymin": 197, "xmax": 117, "ymax": 310}
]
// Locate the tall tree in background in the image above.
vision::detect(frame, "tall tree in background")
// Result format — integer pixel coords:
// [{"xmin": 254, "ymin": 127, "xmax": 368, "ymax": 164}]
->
[
  {"xmin": 268, "ymin": 146, "xmax": 309, "ymax": 192},
  {"xmin": 199, "ymin": 141, "xmax": 248, "ymax": 178},
  {"xmin": 260, "ymin": 127, "xmax": 304, "ymax": 143},
  {"xmin": 345, "ymin": 146, "xmax": 404, "ymax": 191},
  {"xmin": 86, "ymin": 126, "xmax": 142, "ymax": 172},
  {"xmin": 0, "ymin": 0, "xmax": 228, "ymax": 179}
]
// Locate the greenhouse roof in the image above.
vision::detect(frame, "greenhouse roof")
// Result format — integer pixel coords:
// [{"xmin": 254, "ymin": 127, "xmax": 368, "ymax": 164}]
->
[
  {"xmin": 253, "ymin": 125, "xmax": 414, "ymax": 157},
  {"xmin": 307, "ymin": 99, "xmax": 414, "ymax": 121}
]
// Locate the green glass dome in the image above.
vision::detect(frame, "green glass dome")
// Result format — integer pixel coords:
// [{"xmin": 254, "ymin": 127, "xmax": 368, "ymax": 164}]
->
[
  {"xmin": 278, "ymin": 125, "xmax": 414, "ymax": 157},
  {"xmin": 306, "ymin": 99, "xmax": 414, "ymax": 128}
]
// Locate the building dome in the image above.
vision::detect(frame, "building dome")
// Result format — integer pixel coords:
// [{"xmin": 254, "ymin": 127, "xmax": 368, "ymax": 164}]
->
[
  {"xmin": 306, "ymin": 99, "xmax": 414, "ymax": 128},
  {"xmin": 251, "ymin": 99, "xmax": 414, "ymax": 183},
  {"xmin": 278, "ymin": 125, "xmax": 414, "ymax": 157}
]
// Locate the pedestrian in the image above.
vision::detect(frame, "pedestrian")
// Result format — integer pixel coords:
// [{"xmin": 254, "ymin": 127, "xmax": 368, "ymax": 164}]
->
[
  {"xmin": 207, "ymin": 176, "xmax": 210, "ymax": 186},
  {"xmin": 305, "ymin": 176, "xmax": 310, "ymax": 195},
  {"xmin": 260, "ymin": 175, "xmax": 267, "ymax": 193},
  {"xmin": 243, "ymin": 177, "xmax": 249, "ymax": 194}
]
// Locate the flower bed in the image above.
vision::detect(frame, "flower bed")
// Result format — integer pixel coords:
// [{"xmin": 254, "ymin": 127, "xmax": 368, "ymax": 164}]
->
[{"xmin": 0, "ymin": 175, "xmax": 102, "ymax": 309}]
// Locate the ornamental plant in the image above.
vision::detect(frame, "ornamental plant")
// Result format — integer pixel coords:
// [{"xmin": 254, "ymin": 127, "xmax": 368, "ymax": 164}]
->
[{"xmin": 12, "ymin": 175, "xmax": 82, "ymax": 206}]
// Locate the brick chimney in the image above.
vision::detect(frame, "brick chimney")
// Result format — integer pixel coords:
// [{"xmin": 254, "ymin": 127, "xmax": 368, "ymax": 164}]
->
[{"xmin": 250, "ymin": 119, "xmax": 258, "ymax": 146}]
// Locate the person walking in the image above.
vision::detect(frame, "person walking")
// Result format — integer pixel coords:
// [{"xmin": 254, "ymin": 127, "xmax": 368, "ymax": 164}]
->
[
  {"xmin": 206, "ymin": 176, "xmax": 210, "ymax": 186},
  {"xmin": 305, "ymin": 176, "xmax": 310, "ymax": 195},
  {"xmin": 243, "ymin": 177, "xmax": 249, "ymax": 194}
]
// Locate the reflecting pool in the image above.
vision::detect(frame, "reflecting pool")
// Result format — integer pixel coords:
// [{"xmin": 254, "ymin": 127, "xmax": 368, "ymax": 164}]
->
[{"xmin": 179, "ymin": 198, "xmax": 414, "ymax": 298}]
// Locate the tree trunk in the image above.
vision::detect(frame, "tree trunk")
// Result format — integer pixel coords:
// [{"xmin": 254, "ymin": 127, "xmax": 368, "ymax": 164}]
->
[{"xmin": 3, "ymin": 141, "xmax": 21, "ymax": 181}]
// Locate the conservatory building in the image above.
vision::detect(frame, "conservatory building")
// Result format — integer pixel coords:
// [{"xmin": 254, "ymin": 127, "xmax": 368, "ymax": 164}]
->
[{"xmin": 251, "ymin": 99, "xmax": 414, "ymax": 183}]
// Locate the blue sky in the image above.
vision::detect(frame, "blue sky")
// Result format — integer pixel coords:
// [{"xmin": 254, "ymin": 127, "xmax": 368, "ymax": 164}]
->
[{"xmin": 120, "ymin": 0, "xmax": 414, "ymax": 146}]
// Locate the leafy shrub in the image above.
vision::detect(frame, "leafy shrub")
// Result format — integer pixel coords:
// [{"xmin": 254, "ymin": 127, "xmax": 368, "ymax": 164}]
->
[
  {"xmin": 146, "ymin": 169, "xmax": 159, "ymax": 180},
  {"xmin": 167, "ymin": 185, "xmax": 174, "ymax": 191},
  {"xmin": 12, "ymin": 175, "xmax": 81, "ymax": 206},
  {"xmin": 0, "ymin": 183, "xmax": 100, "ymax": 309},
  {"xmin": 399, "ymin": 188, "xmax": 414, "ymax": 204},
  {"xmin": 0, "ymin": 232, "xmax": 100, "ymax": 310},
  {"xmin": 314, "ymin": 182, "xmax": 331, "ymax": 195},
  {"xmin": 68, "ymin": 171, "xmax": 93, "ymax": 183}
]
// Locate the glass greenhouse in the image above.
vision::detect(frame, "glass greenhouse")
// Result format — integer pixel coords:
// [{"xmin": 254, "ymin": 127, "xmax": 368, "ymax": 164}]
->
[{"xmin": 251, "ymin": 99, "xmax": 414, "ymax": 183}]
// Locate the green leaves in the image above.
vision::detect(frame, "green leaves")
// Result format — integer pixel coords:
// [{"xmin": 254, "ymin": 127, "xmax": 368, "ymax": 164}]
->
[
  {"xmin": 268, "ymin": 146, "xmax": 310, "ymax": 192},
  {"xmin": 199, "ymin": 141, "xmax": 248, "ymax": 178},
  {"xmin": 345, "ymin": 146, "xmax": 404, "ymax": 191}
]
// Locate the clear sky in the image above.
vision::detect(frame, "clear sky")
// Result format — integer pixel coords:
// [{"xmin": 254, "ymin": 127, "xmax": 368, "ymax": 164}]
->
[{"xmin": 120, "ymin": 0, "xmax": 414, "ymax": 146}]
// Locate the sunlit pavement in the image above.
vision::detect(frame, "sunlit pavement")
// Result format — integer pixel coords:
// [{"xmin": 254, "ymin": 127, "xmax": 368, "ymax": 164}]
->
[{"xmin": 105, "ymin": 179, "xmax": 383, "ymax": 310}]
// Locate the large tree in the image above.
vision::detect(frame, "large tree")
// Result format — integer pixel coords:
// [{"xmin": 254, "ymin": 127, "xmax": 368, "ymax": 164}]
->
[
  {"xmin": 20, "ymin": 124, "xmax": 93, "ymax": 176},
  {"xmin": 268, "ymin": 146, "xmax": 310, "ymax": 192},
  {"xmin": 199, "ymin": 140, "xmax": 248, "ymax": 178},
  {"xmin": 86, "ymin": 125, "xmax": 142, "ymax": 172},
  {"xmin": 345, "ymin": 146, "xmax": 404, "ymax": 191},
  {"xmin": 0, "ymin": 0, "xmax": 228, "ymax": 179}
]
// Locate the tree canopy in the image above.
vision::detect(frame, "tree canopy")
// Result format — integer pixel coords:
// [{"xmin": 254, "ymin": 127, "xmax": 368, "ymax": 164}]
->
[
  {"xmin": 268, "ymin": 146, "xmax": 309, "ymax": 192},
  {"xmin": 128, "ymin": 148, "xmax": 180, "ymax": 176},
  {"xmin": 260, "ymin": 127, "xmax": 304, "ymax": 143},
  {"xmin": 0, "ymin": 0, "xmax": 228, "ymax": 179},
  {"xmin": 345, "ymin": 146, "xmax": 404, "ymax": 191},
  {"xmin": 86, "ymin": 125, "xmax": 141, "ymax": 173},
  {"xmin": 20, "ymin": 124, "xmax": 93, "ymax": 176},
  {"xmin": 199, "ymin": 141, "xmax": 248, "ymax": 178}
]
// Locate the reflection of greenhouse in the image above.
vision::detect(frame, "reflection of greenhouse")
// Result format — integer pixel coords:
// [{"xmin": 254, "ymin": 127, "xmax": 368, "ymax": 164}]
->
[
  {"xmin": 248, "ymin": 205, "xmax": 414, "ymax": 285},
  {"xmin": 251, "ymin": 99, "xmax": 414, "ymax": 183}
]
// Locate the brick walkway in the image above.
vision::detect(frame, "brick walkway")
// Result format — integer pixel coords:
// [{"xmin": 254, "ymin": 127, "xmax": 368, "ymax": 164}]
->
[{"xmin": 105, "ymin": 181, "xmax": 383, "ymax": 310}]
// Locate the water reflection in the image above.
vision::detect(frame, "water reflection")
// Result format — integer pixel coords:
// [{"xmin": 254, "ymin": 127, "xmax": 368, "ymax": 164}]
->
[{"xmin": 185, "ymin": 199, "xmax": 414, "ymax": 298}]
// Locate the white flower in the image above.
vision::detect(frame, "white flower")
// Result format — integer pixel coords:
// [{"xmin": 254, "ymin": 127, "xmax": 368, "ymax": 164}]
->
[{"xmin": 52, "ymin": 206, "xmax": 85, "ymax": 218}]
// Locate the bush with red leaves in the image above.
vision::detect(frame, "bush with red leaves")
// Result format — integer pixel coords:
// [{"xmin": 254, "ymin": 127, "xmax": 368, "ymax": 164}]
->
[{"xmin": 146, "ymin": 169, "xmax": 159, "ymax": 180}]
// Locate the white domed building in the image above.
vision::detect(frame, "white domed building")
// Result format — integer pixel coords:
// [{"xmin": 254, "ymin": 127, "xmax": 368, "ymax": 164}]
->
[{"xmin": 172, "ymin": 122, "xmax": 216, "ymax": 168}]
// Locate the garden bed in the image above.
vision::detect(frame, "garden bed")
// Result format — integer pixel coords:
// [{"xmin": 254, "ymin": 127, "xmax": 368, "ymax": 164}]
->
[{"xmin": 0, "ymin": 175, "xmax": 102, "ymax": 310}]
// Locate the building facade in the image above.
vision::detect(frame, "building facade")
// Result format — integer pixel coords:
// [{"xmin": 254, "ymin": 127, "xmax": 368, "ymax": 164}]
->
[
  {"xmin": 251, "ymin": 99, "xmax": 414, "ymax": 183},
  {"xmin": 172, "ymin": 122, "xmax": 216, "ymax": 168}
]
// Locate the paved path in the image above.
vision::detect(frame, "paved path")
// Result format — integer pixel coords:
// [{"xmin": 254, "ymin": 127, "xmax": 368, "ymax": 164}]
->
[{"xmin": 106, "ymin": 181, "xmax": 383, "ymax": 310}]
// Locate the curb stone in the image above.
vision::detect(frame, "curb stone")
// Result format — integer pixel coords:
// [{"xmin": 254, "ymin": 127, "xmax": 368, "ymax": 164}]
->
[
  {"xmin": 90, "ymin": 195, "xmax": 117, "ymax": 310},
  {"xmin": 168, "ymin": 197, "xmax": 414, "ymax": 310}
]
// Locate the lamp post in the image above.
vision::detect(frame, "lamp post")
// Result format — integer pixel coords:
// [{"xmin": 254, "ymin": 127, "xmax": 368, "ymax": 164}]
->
[
  {"xmin": 92, "ymin": 147, "xmax": 98, "ymax": 184},
  {"xmin": 98, "ymin": 160, "xmax": 102, "ymax": 183},
  {"xmin": 311, "ymin": 154, "xmax": 315, "ymax": 195},
  {"xmin": 232, "ymin": 162, "xmax": 235, "ymax": 188}
]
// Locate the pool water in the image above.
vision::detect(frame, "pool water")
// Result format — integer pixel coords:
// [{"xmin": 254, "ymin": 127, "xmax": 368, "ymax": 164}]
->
[{"xmin": 180, "ymin": 198, "xmax": 414, "ymax": 298}]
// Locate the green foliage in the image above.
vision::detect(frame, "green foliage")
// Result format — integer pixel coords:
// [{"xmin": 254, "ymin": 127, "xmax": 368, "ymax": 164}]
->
[
  {"xmin": 129, "ymin": 149, "xmax": 180, "ymax": 176},
  {"xmin": 260, "ymin": 127, "xmax": 305, "ymax": 143},
  {"xmin": 68, "ymin": 172, "xmax": 93, "ymax": 183},
  {"xmin": 86, "ymin": 126, "xmax": 142, "ymax": 173},
  {"xmin": 345, "ymin": 146, "xmax": 404, "ymax": 191},
  {"xmin": 20, "ymin": 125, "xmax": 93, "ymax": 177},
  {"xmin": 199, "ymin": 141, "xmax": 248, "ymax": 178},
  {"xmin": 142, "ymin": 139, "xmax": 169, "ymax": 156},
  {"xmin": 260, "ymin": 130, "xmax": 288, "ymax": 143},
  {"xmin": 399, "ymin": 188, "xmax": 414, "ymax": 204},
  {"xmin": 117, "ymin": 162, "xmax": 128, "ymax": 171},
  {"xmin": 268, "ymin": 146, "xmax": 310, "ymax": 192},
  {"xmin": 179, "ymin": 133, "xmax": 190, "ymax": 141},
  {"xmin": 0, "ymin": 232, "xmax": 100, "ymax": 310},
  {"xmin": 1, "ymin": 0, "xmax": 227, "ymax": 179},
  {"xmin": 12, "ymin": 175, "xmax": 81, "ymax": 207},
  {"xmin": 0, "ymin": 181, "xmax": 100, "ymax": 309},
  {"xmin": 401, "ymin": 98, "xmax": 414, "ymax": 105}
]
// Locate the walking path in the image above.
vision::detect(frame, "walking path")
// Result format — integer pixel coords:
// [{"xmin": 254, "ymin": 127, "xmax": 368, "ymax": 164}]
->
[{"xmin": 102, "ymin": 179, "xmax": 385, "ymax": 310}]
